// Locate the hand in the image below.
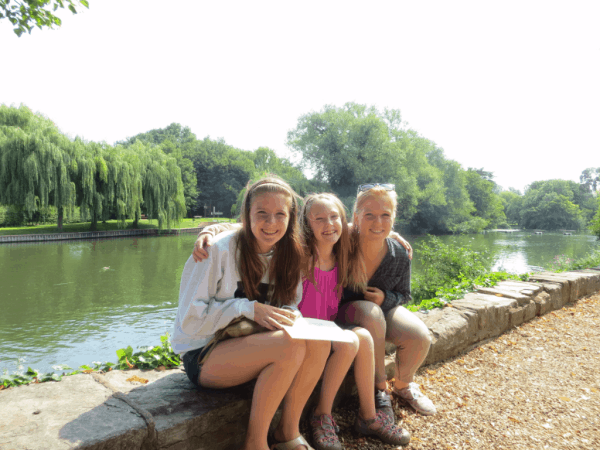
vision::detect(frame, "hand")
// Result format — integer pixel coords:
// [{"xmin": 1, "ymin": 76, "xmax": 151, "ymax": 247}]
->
[
  {"xmin": 253, "ymin": 303, "xmax": 297, "ymax": 330},
  {"xmin": 364, "ymin": 287, "xmax": 385, "ymax": 306},
  {"xmin": 192, "ymin": 232, "xmax": 214, "ymax": 262},
  {"xmin": 389, "ymin": 231, "xmax": 413, "ymax": 260}
]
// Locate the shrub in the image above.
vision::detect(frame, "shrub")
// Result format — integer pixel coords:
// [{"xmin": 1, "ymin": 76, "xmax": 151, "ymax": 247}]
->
[
  {"xmin": 0, "ymin": 205, "xmax": 26, "ymax": 227},
  {"xmin": 411, "ymin": 236, "xmax": 492, "ymax": 301},
  {"xmin": 550, "ymin": 249, "xmax": 600, "ymax": 272}
]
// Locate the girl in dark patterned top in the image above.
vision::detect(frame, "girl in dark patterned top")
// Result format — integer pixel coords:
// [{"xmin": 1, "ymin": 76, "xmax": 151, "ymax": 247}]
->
[{"xmin": 337, "ymin": 184, "xmax": 437, "ymax": 421}]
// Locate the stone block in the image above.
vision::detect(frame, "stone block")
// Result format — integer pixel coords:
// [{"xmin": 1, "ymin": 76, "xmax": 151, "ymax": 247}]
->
[
  {"xmin": 0, "ymin": 374, "xmax": 148, "ymax": 450},
  {"xmin": 530, "ymin": 274, "xmax": 573, "ymax": 303},
  {"xmin": 421, "ymin": 308, "xmax": 472, "ymax": 365},
  {"xmin": 533, "ymin": 291, "xmax": 551, "ymax": 315},
  {"xmin": 571, "ymin": 270, "xmax": 600, "ymax": 297},
  {"xmin": 537, "ymin": 282, "xmax": 564, "ymax": 311},
  {"xmin": 508, "ymin": 300, "xmax": 537, "ymax": 327},
  {"xmin": 495, "ymin": 280, "xmax": 542, "ymax": 296},
  {"xmin": 454, "ymin": 293, "xmax": 517, "ymax": 340},
  {"xmin": 105, "ymin": 370, "xmax": 254, "ymax": 450},
  {"xmin": 474, "ymin": 287, "xmax": 530, "ymax": 305}
]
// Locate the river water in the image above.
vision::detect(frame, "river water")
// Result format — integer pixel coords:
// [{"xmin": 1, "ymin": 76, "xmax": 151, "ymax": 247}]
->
[{"xmin": 1, "ymin": 231, "xmax": 598, "ymax": 375}]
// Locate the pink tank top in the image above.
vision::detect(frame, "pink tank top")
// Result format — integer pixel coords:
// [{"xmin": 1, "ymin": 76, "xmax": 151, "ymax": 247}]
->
[{"xmin": 298, "ymin": 266, "xmax": 340, "ymax": 321}]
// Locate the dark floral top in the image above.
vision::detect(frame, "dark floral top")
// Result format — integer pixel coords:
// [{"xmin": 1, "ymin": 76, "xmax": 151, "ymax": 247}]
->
[{"xmin": 341, "ymin": 238, "xmax": 412, "ymax": 313}]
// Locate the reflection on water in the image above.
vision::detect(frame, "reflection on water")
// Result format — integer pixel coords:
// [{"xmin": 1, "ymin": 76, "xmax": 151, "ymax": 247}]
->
[
  {"xmin": 0, "ymin": 235, "xmax": 195, "ymax": 374},
  {"xmin": 1, "ymin": 231, "xmax": 598, "ymax": 374}
]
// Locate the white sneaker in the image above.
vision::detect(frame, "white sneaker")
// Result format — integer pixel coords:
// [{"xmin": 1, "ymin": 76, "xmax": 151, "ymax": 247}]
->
[{"xmin": 393, "ymin": 382, "xmax": 437, "ymax": 416}]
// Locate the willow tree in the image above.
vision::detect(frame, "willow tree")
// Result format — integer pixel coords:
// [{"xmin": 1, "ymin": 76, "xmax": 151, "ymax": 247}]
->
[
  {"xmin": 0, "ymin": 105, "xmax": 76, "ymax": 230},
  {"xmin": 137, "ymin": 145, "xmax": 186, "ymax": 229},
  {"xmin": 70, "ymin": 139, "xmax": 107, "ymax": 229}
]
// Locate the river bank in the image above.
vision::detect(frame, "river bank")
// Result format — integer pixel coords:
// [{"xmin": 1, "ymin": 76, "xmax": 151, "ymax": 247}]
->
[
  {"xmin": 0, "ymin": 221, "xmax": 230, "ymax": 243},
  {"xmin": 2, "ymin": 230, "xmax": 599, "ymax": 376},
  {"xmin": 0, "ymin": 226, "xmax": 202, "ymax": 243},
  {"xmin": 2, "ymin": 268, "xmax": 599, "ymax": 449}
]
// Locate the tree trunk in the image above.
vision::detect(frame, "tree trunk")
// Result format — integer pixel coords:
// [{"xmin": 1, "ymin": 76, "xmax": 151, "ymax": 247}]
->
[{"xmin": 57, "ymin": 207, "xmax": 63, "ymax": 232}]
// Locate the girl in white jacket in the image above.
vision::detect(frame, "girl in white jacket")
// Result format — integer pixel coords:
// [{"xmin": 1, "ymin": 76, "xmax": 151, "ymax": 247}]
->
[{"xmin": 173, "ymin": 177, "xmax": 330, "ymax": 450}]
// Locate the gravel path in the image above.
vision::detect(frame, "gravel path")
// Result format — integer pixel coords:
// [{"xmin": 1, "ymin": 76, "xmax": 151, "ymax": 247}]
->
[{"xmin": 315, "ymin": 292, "xmax": 600, "ymax": 449}]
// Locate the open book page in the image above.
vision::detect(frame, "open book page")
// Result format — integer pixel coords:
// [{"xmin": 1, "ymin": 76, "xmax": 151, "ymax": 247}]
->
[{"xmin": 280, "ymin": 317, "xmax": 355, "ymax": 343}]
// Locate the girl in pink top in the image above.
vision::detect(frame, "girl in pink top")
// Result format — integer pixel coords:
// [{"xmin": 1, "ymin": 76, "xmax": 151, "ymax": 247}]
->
[
  {"xmin": 298, "ymin": 193, "xmax": 410, "ymax": 449},
  {"xmin": 298, "ymin": 267, "xmax": 339, "ymax": 321}
]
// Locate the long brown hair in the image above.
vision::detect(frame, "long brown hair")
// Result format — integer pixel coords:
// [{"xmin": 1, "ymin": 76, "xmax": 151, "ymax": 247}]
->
[
  {"xmin": 236, "ymin": 176, "xmax": 303, "ymax": 307},
  {"xmin": 300, "ymin": 193, "xmax": 350, "ymax": 297},
  {"xmin": 348, "ymin": 186, "xmax": 398, "ymax": 292}
]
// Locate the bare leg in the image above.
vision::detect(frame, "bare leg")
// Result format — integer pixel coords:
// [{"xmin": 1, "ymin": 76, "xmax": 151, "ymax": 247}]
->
[
  {"xmin": 313, "ymin": 332, "xmax": 359, "ymax": 416},
  {"xmin": 337, "ymin": 301, "xmax": 388, "ymax": 391},
  {"xmin": 200, "ymin": 331, "xmax": 306, "ymax": 450},
  {"xmin": 384, "ymin": 305, "xmax": 431, "ymax": 389},
  {"xmin": 351, "ymin": 327, "xmax": 377, "ymax": 420},
  {"xmin": 274, "ymin": 339, "xmax": 331, "ymax": 449}
]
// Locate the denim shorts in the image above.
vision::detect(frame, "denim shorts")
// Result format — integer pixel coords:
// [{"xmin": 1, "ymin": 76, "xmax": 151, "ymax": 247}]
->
[{"xmin": 182, "ymin": 346, "xmax": 211, "ymax": 388}]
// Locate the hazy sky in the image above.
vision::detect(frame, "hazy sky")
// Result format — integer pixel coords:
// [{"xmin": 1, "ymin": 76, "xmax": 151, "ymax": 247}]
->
[{"xmin": 2, "ymin": 0, "xmax": 599, "ymax": 193}]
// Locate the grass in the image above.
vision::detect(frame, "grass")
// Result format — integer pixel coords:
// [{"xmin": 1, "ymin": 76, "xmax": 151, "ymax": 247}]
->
[{"xmin": 0, "ymin": 217, "xmax": 236, "ymax": 236}]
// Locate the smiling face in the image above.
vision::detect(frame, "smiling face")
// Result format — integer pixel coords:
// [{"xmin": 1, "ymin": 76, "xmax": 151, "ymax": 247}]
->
[
  {"xmin": 249, "ymin": 192, "xmax": 291, "ymax": 253},
  {"xmin": 354, "ymin": 197, "xmax": 394, "ymax": 242},
  {"xmin": 307, "ymin": 199, "xmax": 343, "ymax": 247}
]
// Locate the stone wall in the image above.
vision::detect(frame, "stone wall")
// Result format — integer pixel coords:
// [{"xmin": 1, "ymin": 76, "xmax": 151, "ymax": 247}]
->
[
  {"xmin": 0, "ymin": 227, "xmax": 203, "ymax": 244},
  {"xmin": 2, "ymin": 268, "xmax": 599, "ymax": 449}
]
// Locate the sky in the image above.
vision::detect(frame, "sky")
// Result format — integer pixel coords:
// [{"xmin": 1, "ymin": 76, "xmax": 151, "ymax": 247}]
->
[{"xmin": 2, "ymin": 0, "xmax": 599, "ymax": 193}]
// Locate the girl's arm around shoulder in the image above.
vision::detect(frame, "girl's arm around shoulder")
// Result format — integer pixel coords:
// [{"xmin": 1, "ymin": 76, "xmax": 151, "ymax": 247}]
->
[
  {"xmin": 193, "ymin": 223, "xmax": 242, "ymax": 262},
  {"xmin": 379, "ymin": 238, "xmax": 412, "ymax": 310}
]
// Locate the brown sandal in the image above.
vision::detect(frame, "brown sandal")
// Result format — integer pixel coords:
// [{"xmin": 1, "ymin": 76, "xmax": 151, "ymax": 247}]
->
[
  {"xmin": 354, "ymin": 410, "xmax": 411, "ymax": 447},
  {"xmin": 309, "ymin": 413, "xmax": 342, "ymax": 450}
]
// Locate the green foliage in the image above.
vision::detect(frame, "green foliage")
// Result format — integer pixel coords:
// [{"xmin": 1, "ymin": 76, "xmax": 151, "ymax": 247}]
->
[
  {"xmin": 405, "ymin": 297, "xmax": 447, "ymax": 312},
  {"xmin": 1, "ymin": 333, "xmax": 180, "ymax": 389},
  {"xmin": 119, "ymin": 124, "xmax": 199, "ymax": 216},
  {"xmin": 411, "ymin": 236, "xmax": 492, "ymax": 301},
  {"xmin": 407, "ymin": 271, "xmax": 529, "ymax": 312},
  {"xmin": 589, "ymin": 199, "xmax": 600, "ymax": 238},
  {"xmin": 0, "ymin": 204, "xmax": 25, "ymax": 226},
  {"xmin": 548, "ymin": 250, "xmax": 600, "ymax": 272},
  {"xmin": 0, "ymin": 0, "xmax": 89, "ymax": 37},
  {"xmin": 0, "ymin": 105, "xmax": 185, "ymax": 231},
  {"xmin": 499, "ymin": 190, "xmax": 523, "ymax": 225},
  {"xmin": 115, "ymin": 333, "xmax": 181, "ymax": 370},
  {"xmin": 287, "ymin": 103, "xmax": 411, "ymax": 201},
  {"xmin": 579, "ymin": 167, "xmax": 600, "ymax": 195},
  {"xmin": 519, "ymin": 180, "xmax": 587, "ymax": 230},
  {"xmin": 547, "ymin": 254, "xmax": 574, "ymax": 272},
  {"xmin": 287, "ymin": 102, "xmax": 507, "ymax": 234}
]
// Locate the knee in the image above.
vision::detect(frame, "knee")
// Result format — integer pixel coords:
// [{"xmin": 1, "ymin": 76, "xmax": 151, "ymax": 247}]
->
[
  {"xmin": 282, "ymin": 334, "xmax": 307, "ymax": 365},
  {"xmin": 414, "ymin": 321, "xmax": 432, "ymax": 349},
  {"xmin": 336, "ymin": 332, "xmax": 360, "ymax": 356},
  {"xmin": 354, "ymin": 327, "xmax": 374, "ymax": 350},
  {"xmin": 305, "ymin": 339, "xmax": 332, "ymax": 362},
  {"xmin": 353, "ymin": 306, "xmax": 386, "ymax": 334}
]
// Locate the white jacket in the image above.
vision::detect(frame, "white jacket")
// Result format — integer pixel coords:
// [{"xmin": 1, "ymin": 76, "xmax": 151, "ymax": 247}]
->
[{"xmin": 172, "ymin": 230, "xmax": 302, "ymax": 355}]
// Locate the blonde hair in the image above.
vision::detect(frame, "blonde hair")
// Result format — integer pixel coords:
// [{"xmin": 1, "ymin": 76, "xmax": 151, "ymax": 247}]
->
[
  {"xmin": 348, "ymin": 186, "xmax": 398, "ymax": 292},
  {"xmin": 300, "ymin": 193, "xmax": 350, "ymax": 297},
  {"xmin": 236, "ymin": 176, "xmax": 303, "ymax": 306}
]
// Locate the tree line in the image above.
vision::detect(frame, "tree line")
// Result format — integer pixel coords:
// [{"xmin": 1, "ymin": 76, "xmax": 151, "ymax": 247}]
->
[
  {"xmin": 0, "ymin": 105, "xmax": 185, "ymax": 230},
  {"xmin": 2, "ymin": 103, "xmax": 599, "ymax": 236}
]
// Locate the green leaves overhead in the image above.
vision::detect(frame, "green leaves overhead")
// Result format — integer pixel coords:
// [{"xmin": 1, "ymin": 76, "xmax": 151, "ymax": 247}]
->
[{"xmin": 1, "ymin": 0, "xmax": 89, "ymax": 37}]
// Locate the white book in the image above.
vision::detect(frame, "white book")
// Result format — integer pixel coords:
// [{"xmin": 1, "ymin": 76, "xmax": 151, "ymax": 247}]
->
[{"xmin": 281, "ymin": 317, "xmax": 355, "ymax": 343}]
